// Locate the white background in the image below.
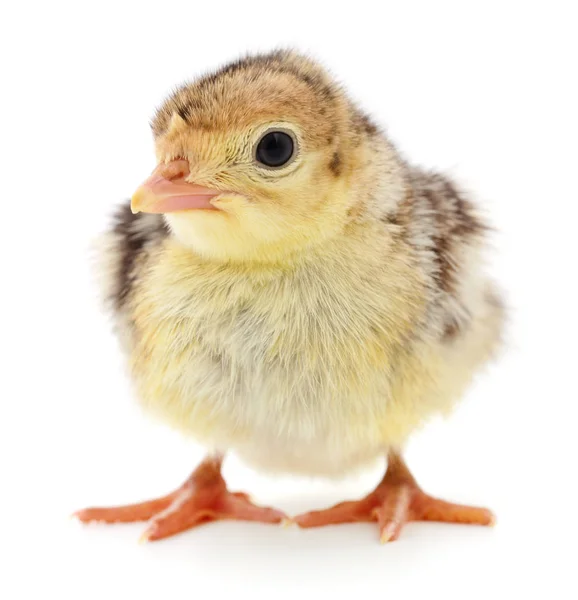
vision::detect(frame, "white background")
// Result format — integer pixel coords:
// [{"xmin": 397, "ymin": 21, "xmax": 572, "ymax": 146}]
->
[{"xmin": 2, "ymin": 1, "xmax": 577, "ymax": 598}]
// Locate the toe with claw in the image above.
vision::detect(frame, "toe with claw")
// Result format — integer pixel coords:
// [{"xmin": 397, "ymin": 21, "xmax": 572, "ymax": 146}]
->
[
  {"xmin": 74, "ymin": 455, "xmax": 287, "ymax": 542},
  {"xmin": 294, "ymin": 453, "xmax": 494, "ymax": 543}
]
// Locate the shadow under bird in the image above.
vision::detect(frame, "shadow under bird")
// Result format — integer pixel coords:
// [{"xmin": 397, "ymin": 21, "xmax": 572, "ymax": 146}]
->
[{"xmin": 75, "ymin": 50, "xmax": 504, "ymax": 543}]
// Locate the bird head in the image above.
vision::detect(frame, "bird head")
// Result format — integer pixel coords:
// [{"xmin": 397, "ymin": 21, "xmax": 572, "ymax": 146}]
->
[{"xmin": 131, "ymin": 51, "xmax": 395, "ymax": 263}]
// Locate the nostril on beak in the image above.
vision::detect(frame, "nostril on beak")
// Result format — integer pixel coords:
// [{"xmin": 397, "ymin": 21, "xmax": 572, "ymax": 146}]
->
[{"xmin": 159, "ymin": 159, "xmax": 190, "ymax": 181}]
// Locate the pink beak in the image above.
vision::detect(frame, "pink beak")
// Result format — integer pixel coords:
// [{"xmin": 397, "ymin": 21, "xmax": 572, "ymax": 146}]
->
[{"xmin": 131, "ymin": 159, "xmax": 222, "ymax": 214}]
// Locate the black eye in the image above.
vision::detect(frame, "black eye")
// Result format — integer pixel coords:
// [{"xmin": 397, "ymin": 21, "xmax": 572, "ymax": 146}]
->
[{"xmin": 255, "ymin": 131, "xmax": 295, "ymax": 168}]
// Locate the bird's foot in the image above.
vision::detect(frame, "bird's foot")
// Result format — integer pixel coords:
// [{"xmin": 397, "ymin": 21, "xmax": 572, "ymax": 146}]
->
[
  {"xmin": 73, "ymin": 456, "xmax": 287, "ymax": 542},
  {"xmin": 294, "ymin": 454, "xmax": 494, "ymax": 543}
]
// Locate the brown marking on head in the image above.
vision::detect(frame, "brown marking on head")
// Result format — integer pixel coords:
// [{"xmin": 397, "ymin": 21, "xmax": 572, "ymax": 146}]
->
[
  {"xmin": 151, "ymin": 51, "xmax": 347, "ymax": 152},
  {"xmin": 143, "ymin": 51, "xmax": 391, "ymax": 263},
  {"xmin": 329, "ymin": 151, "xmax": 342, "ymax": 176},
  {"xmin": 176, "ymin": 105, "xmax": 188, "ymax": 122},
  {"xmin": 352, "ymin": 110, "xmax": 379, "ymax": 137},
  {"xmin": 326, "ymin": 124, "xmax": 338, "ymax": 145}
]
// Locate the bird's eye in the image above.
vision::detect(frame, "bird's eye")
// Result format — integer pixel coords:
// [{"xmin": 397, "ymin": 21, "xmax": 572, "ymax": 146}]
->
[{"xmin": 255, "ymin": 131, "xmax": 295, "ymax": 168}]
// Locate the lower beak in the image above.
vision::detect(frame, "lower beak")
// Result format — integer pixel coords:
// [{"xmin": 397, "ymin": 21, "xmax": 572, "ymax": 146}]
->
[{"xmin": 131, "ymin": 160, "xmax": 222, "ymax": 214}]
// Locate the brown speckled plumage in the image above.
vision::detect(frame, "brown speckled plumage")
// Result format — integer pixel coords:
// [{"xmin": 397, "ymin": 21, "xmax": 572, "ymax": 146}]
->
[
  {"xmin": 81, "ymin": 49, "xmax": 505, "ymax": 543},
  {"xmin": 109, "ymin": 206, "xmax": 168, "ymax": 310},
  {"xmin": 96, "ymin": 48, "xmax": 504, "ymax": 480}
]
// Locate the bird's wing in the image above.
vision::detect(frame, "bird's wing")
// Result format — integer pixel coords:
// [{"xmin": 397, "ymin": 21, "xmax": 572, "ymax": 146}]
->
[{"xmin": 95, "ymin": 202, "xmax": 170, "ymax": 317}]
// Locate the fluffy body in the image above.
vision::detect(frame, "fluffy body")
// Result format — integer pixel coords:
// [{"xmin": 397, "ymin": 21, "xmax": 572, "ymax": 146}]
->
[{"xmin": 98, "ymin": 51, "xmax": 504, "ymax": 477}]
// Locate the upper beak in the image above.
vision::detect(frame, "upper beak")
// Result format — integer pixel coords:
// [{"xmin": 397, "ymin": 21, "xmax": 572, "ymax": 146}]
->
[{"xmin": 131, "ymin": 159, "xmax": 222, "ymax": 214}]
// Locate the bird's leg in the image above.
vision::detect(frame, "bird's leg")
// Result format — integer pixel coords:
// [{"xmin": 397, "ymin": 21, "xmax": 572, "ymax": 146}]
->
[
  {"xmin": 74, "ymin": 454, "xmax": 287, "ymax": 542},
  {"xmin": 294, "ymin": 452, "xmax": 494, "ymax": 542}
]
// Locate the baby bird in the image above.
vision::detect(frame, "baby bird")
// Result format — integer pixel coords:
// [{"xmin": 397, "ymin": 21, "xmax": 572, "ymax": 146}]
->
[{"xmin": 75, "ymin": 50, "xmax": 504, "ymax": 543}]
